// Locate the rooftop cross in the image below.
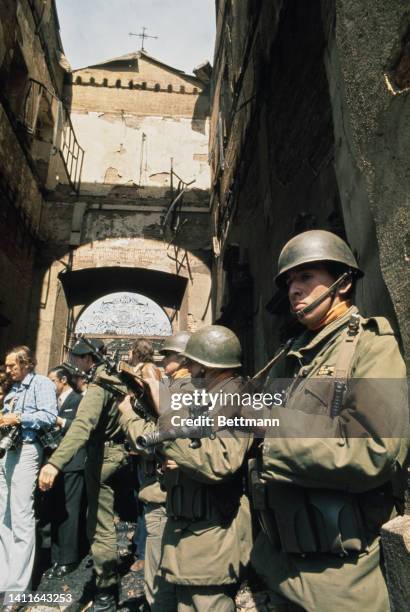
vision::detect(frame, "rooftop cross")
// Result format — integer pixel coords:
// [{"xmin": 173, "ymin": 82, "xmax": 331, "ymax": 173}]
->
[{"xmin": 129, "ymin": 27, "xmax": 158, "ymax": 52}]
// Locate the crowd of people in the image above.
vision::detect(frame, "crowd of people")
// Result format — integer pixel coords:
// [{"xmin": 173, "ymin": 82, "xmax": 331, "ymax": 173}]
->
[{"xmin": 0, "ymin": 230, "xmax": 408, "ymax": 612}]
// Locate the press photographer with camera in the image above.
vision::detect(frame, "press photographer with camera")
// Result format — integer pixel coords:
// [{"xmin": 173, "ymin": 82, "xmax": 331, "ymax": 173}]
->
[{"xmin": 0, "ymin": 345, "xmax": 57, "ymax": 595}]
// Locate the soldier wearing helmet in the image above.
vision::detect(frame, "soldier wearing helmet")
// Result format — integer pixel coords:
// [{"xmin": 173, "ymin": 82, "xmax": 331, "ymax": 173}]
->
[
  {"xmin": 159, "ymin": 330, "xmax": 192, "ymax": 382},
  {"xmin": 129, "ymin": 325, "xmax": 252, "ymax": 611},
  {"xmin": 249, "ymin": 230, "xmax": 408, "ymax": 611}
]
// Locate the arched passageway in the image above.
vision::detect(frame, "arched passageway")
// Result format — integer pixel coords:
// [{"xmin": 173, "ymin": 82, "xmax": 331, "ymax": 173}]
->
[{"xmin": 73, "ymin": 290, "xmax": 173, "ymax": 360}]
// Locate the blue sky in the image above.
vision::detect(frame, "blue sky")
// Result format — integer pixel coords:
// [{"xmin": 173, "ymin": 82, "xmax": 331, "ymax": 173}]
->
[{"xmin": 55, "ymin": 0, "xmax": 216, "ymax": 75}]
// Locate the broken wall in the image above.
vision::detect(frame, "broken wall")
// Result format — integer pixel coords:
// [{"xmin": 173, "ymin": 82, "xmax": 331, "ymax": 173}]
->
[
  {"xmin": 31, "ymin": 53, "xmax": 212, "ymax": 371},
  {"xmin": 210, "ymin": 0, "xmax": 409, "ymax": 371},
  {"xmin": 33, "ymin": 205, "xmax": 212, "ymax": 372},
  {"xmin": 0, "ymin": 0, "xmax": 67, "ymax": 357}
]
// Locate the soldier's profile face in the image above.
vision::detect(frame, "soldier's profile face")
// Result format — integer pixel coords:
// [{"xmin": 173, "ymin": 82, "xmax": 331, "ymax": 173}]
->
[
  {"xmin": 286, "ymin": 266, "xmax": 342, "ymax": 328},
  {"xmin": 162, "ymin": 352, "xmax": 183, "ymax": 375},
  {"xmin": 186, "ymin": 359, "xmax": 204, "ymax": 378}
]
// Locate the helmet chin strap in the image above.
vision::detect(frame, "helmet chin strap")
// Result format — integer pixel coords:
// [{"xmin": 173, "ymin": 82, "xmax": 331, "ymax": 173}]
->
[{"xmin": 293, "ymin": 271, "xmax": 351, "ymax": 320}]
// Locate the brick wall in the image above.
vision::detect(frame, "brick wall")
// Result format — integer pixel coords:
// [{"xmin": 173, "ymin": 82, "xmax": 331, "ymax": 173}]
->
[{"xmin": 70, "ymin": 85, "xmax": 201, "ymax": 117}]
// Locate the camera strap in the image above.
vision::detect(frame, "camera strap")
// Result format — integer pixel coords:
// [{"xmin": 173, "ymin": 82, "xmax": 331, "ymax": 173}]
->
[{"xmin": 8, "ymin": 374, "xmax": 34, "ymax": 415}]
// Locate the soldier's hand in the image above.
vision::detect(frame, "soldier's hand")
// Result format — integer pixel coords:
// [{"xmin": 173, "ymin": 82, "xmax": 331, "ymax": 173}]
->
[
  {"xmin": 163, "ymin": 459, "xmax": 178, "ymax": 470},
  {"xmin": 39, "ymin": 463, "xmax": 60, "ymax": 491},
  {"xmin": 117, "ymin": 395, "xmax": 134, "ymax": 414}
]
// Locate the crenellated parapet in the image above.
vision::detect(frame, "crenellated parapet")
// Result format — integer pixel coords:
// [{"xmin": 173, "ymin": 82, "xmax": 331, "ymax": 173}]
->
[{"xmin": 73, "ymin": 74, "xmax": 200, "ymax": 95}]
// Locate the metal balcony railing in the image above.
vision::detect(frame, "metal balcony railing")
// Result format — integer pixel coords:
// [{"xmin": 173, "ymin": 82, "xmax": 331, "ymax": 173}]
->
[{"xmin": 21, "ymin": 78, "xmax": 84, "ymax": 193}]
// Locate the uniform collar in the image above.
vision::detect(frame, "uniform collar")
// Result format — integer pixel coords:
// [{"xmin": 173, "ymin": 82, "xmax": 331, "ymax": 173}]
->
[
  {"xmin": 288, "ymin": 305, "xmax": 359, "ymax": 358},
  {"xmin": 172, "ymin": 368, "xmax": 190, "ymax": 380}
]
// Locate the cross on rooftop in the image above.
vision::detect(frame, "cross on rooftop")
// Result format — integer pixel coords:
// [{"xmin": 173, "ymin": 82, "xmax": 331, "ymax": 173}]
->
[{"xmin": 129, "ymin": 27, "xmax": 158, "ymax": 52}]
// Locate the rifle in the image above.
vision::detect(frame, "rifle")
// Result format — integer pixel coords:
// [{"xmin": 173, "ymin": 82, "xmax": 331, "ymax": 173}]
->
[
  {"xmin": 135, "ymin": 412, "xmax": 216, "ymax": 451},
  {"xmin": 135, "ymin": 339, "xmax": 295, "ymax": 449},
  {"xmin": 61, "ymin": 362, "xmax": 94, "ymax": 384},
  {"xmin": 74, "ymin": 335, "xmax": 156, "ymax": 420}
]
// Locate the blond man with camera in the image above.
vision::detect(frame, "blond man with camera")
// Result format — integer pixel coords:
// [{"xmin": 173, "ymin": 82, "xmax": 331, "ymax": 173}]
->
[{"xmin": 0, "ymin": 346, "xmax": 57, "ymax": 597}]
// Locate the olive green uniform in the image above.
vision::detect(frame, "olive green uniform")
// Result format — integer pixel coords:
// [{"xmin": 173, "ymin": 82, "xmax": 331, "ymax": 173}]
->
[
  {"xmin": 48, "ymin": 366, "xmax": 127, "ymax": 589},
  {"xmin": 160, "ymin": 376, "xmax": 253, "ymax": 611},
  {"xmin": 120, "ymin": 375, "xmax": 193, "ymax": 611},
  {"xmin": 251, "ymin": 306, "xmax": 408, "ymax": 611}
]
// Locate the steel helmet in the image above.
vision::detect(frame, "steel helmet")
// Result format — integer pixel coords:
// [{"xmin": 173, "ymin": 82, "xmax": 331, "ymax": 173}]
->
[
  {"xmin": 159, "ymin": 331, "xmax": 192, "ymax": 355},
  {"xmin": 182, "ymin": 325, "xmax": 242, "ymax": 369},
  {"xmin": 275, "ymin": 230, "xmax": 362, "ymax": 288},
  {"xmin": 70, "ymin": 338, "xmax": 105, "ymax": 356}
]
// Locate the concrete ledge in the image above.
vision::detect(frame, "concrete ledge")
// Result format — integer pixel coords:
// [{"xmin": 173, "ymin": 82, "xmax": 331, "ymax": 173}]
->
[{"xmin": 381, "ymin": 515, "xmax": 410, "ymax": 612}]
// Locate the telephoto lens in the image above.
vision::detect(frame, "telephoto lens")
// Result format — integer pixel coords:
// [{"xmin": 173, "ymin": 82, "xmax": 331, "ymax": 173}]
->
[{"xmin": 0, "ymin": 425, "xmax": 21, "ymax": 458}]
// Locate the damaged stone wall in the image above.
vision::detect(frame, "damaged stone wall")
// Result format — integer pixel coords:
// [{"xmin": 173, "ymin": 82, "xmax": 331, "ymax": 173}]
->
[
  {"xmin": 322, "ymin": 0, "xmax": 410, "ymax": 362},
  {"xmin": 68, "ymin": 112, "xmax": 209, "ymax": 195},
  {"xmin": 33, "ymin": 51, "xmax": 212, "ymax": 370},
  {"xmin": 210, "ymin": 0, "xmax": 409, "ymax": 371},
  {"xmin": 62, "ymin": 53, "xmax": 210, "ymax": 195},
  {"xmin": 33, "ymin": 206, "xmax": 212, "ymax": 371},
  {"xmin": 0, "ymin": 0, "xmax": 67, "ymax": 357}
]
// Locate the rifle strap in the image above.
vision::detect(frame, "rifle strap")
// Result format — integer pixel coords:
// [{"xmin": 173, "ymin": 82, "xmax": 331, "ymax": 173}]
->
[{"xmin": 251, "ymin": 337, "xmax": 294, "ymax": 385}]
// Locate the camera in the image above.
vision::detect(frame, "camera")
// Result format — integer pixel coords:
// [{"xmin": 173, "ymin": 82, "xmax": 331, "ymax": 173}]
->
[
  {"xmin": 38, "ymin": 426, "xmax": 64, "ymax": 451},
  {"xmin": 0, "ymin": 425, "xmax": 22, "ymax": 458}
]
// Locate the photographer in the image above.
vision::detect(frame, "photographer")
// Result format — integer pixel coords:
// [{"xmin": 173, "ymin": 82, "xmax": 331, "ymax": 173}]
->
[
  {"xmin": 0, "ymin": 346, "xmax": 57, "ymax": 594},
  {"xmin": 44, "ymin": 365, "xmax": 86, "ymax": 578}
]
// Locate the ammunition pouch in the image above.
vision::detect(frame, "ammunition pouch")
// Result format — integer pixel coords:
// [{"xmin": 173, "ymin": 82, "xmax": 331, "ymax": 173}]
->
[
  {"xmin": 164, "ymin": 468, "xmax": 242, "ymax": 525},
  {"xmin": 249, "ymin": 458, "xmax": 368, "ymax": 556}
]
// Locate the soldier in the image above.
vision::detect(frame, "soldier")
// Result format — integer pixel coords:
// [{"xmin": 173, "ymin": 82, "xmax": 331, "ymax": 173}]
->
[
  {"xmin": 249, "ymin": 230, "xmax": 408, "ymax": 611},
  {"xmin": 142, "ymin": 326, "xmax": 252, "ymax": 611},
  {"xmin": 39, "ymin": 338, "xmax": 128, "ymax": 612},
  {"xmin": 118, "ymin": 330, "xmax": 192, "ymax": 611}
]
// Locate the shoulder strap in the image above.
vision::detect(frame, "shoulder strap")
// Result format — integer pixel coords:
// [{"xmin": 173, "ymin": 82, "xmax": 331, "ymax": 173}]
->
[
  {"xmin": 330, "ymin": 313, "xmax": 362, "ymax": 418},
  {"xmin": 334, "ymin": 313, "xmax": 362, "ymax": 379},
  {"xmin": 21, "ymin": 373, "xmax": 35, "ymax": 413}
]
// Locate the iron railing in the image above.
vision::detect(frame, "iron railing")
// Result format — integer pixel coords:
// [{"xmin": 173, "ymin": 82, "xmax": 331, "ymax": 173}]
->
[{"xmin": 21, "ymin": 78, "xmax": 84, "ymax": 193}]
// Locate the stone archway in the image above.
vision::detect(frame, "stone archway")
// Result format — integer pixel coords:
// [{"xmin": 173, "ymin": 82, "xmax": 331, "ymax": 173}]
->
[{"xmin": 32, "ymin": 237, "xmax": 211, "ymax": 372}]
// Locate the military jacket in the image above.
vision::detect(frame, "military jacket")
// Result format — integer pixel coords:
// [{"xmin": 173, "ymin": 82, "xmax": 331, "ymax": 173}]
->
[
  {"xmin": 49, "ymin": 365, "xmax": 126, "ymax": 472},
  {"xmin": 159, "ymin": 376, "xmax": 253, "ymax": 586},
  {"xmin": 120, "ymin": 374, "xmax": 195, "ymax": 504},
  {"xmin": 260, "ymin": 306, "xmax": 408, "ymax": 490},
  {"xmin": 251, "ymin": 306, "xmax": 409, "ymax": 611}
]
